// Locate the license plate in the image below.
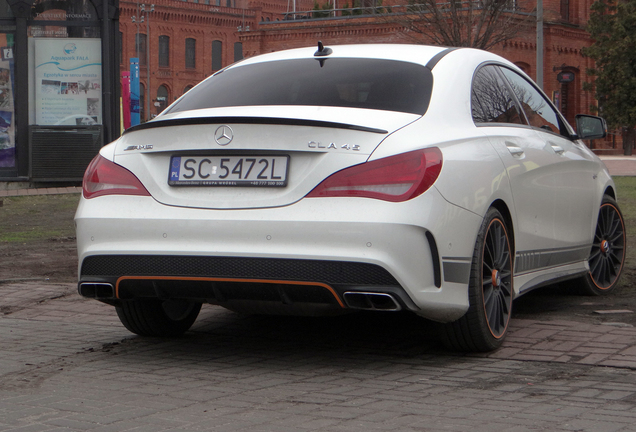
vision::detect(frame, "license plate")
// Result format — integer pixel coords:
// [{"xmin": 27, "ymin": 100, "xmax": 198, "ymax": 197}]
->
[{"xmin": 168, "ymin": 155, "xmax": 289, "ymax": 187}]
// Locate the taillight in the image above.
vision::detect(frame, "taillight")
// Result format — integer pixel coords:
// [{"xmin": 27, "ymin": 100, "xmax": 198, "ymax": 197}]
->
[
  {"xmin": 82, "ymin": 154, "xmax": 150, "ymax": 199},
  {"xmin": 306, "ymin": 148, "xmax": 442, "ymax": 202}
]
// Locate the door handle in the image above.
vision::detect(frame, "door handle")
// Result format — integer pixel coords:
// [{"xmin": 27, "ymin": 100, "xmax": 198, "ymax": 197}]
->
[
  {"xmin": 551, "ymin": 144, "xmax": 565, "ymax": 155},
  {"xmin": 506, "ymin": 143, "xmax": 524, "ymax": 157}
]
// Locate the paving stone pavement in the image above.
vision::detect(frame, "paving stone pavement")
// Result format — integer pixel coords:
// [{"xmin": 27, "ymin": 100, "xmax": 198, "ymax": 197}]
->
[
  {"xmin": 3, "ymin": 282, "xmax": 636, "ymax": 431},
  {"xmin": 1, "ymin": 155, "xmax": 636, "ymax": 430}
]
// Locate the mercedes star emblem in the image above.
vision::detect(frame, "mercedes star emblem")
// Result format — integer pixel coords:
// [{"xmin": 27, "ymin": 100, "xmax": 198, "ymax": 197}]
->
[{"xmin": 214, "ymin": 125, "xmax": 234, "ymax": 146}]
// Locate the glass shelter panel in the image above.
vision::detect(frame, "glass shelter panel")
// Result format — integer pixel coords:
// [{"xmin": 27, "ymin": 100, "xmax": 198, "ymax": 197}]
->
[
  {"xmin": 0, "ymin": 28, "xmax": 14, "ymax": 168},
  {"xmin": 28, "ymin": 0, "xmax": 102, "ymax": 127}
]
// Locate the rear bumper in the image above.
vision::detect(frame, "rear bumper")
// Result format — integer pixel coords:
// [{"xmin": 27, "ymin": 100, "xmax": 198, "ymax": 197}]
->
[{"xmin": 75, "ymin": 189, "xmax": 482, "ymax": 322}]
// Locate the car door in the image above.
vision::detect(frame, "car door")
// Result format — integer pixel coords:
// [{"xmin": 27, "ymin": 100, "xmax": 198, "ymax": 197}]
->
[
  {"xmin": 498, "ymin": 67, "xmax": 597, "ymax": 266},
  {"xmin": 471, "ymin": 64, "xmax": 559, "ymax": 267}
]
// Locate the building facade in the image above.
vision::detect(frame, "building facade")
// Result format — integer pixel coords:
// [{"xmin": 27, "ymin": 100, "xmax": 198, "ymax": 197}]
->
[
  {"xmin": 0, "ymin": 0, "xmax": 617, "ymax": 182},
  {"xmin": 118, "ymin": 0, "xmax": 618, "ymax": 151},
  {"xmin": 118, "ymin": 0, "xmax": 314, "ymax": 120},
  {"xmin": 237, "ymin": 0, "xmax": 614, "ymax": 150}
]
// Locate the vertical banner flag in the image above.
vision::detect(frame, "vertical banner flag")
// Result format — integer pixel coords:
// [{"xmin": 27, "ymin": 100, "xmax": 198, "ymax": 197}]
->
[
  {"xmin": 130, "ymin": 58, "xmax": 140, "ymax": 127},
  {"xmin": 121, "ymin": 71, "xmax": 131, "ymax": 131}
]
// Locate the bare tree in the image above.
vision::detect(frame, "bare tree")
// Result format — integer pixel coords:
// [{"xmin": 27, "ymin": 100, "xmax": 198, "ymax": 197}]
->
[{"xmin": 383, "ymin": 0, "xmax": 534, "ymax": 50}]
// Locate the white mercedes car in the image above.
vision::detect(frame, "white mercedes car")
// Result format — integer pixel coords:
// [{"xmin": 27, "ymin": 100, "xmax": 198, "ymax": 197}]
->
[{"xmin": 75, "ymin": 43, "xmax": 625, "ymax": 352}]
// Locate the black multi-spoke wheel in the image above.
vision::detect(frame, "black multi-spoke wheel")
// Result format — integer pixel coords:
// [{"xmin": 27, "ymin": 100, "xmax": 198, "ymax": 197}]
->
[
  {"xmin": 481, "ymin": 217, "xmax": 513, "ymax": 338},
  {"xmin": 577, "ymin": 195, "xmax": 625, "ymax": 295},
  {"xmin": 116, "ymin": 299, "xmax": 202, "ymax": 336},
  {"xmin": 441, "ymin": 207, "xmax": 513, "ymax": 352}
]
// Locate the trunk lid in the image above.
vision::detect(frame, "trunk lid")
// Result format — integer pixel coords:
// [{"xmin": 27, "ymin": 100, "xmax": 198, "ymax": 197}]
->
[{"xmin": 113, "ymin": 106, "xmax": 419, "ymax": 209}]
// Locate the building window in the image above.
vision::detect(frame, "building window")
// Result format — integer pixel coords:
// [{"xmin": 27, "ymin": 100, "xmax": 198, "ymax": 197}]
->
[
  {"xmin": 156, "ymin": 84, "xmax": 169, "ymax": 116},
  {"xmin": 514, "ymin": 62, "xmax": 530, "ymax": 75},
  {"xmin": 158, "ymin": 35, "xmax": 169, "ymax": 68},
  {"xmin": 212, "ymin": 40, "xmax": 222, "ymax": 71},
  {"xmin": 560, "ymin": 0, "xmax": 569, "ymax": 22},
  {"xmin": 135, "ymin": 33, "xmax": 147, "ymax": 66},
  {"xmin": 233, "ymin": 42, "xmax": 243, "ymax": 62},
  {"xmin": 186, "ymin": 38, "xmax": 196, "ymax": 69},
  {"xmin": 226, "ymin": 0, "xmax": 232, "ymax": 6},
  {"xmin": 119, "ymin": 31, "xmax": 123, "ymax": 65}
]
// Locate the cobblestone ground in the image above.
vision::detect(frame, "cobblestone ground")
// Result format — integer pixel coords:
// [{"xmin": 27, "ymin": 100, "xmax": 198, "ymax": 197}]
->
[{"xmin": 3, "ymin": 282, "xmax": 636, "ymax": 431}]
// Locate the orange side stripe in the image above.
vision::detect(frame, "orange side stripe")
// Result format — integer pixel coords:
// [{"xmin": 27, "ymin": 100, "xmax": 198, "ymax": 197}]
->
[{"xmin": 115, "ymin": 276, "xmax": 345, "ymax": 308}]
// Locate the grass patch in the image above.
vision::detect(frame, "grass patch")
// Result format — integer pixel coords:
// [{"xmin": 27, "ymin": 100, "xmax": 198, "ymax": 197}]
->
[
  {"xmin": 613, "ymin": 177, "xmax": 636, "ymax": 247},
  {"xmin": 615, "ymin": 176, "xmax": 636, "ymax": 234},
  {"xmin": 609, "ymin": 177, "xmax": 636, "ymax": 291},
  {"xmin": 0, "ymin": 194, "xmax": 79, "ymax": 243}
]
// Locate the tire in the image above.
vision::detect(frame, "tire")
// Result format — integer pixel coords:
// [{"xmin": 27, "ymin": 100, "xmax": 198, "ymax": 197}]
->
[
  {"xmin": 116, "ymin": 299, "xmax": 202, "ymax": 337},
  {"xmin": 441, "ymin": 207, "xmax": 513, "ymax": 352},
  {"xmin": 575, "ymin": 195, "xmax": 626, "ymax": 296}
]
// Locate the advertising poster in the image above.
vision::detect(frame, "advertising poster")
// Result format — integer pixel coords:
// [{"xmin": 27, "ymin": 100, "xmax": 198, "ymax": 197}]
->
[
  {"xmin": 34, "ymin": 38, "xmax": 102, "ymax": 125},
  {"xmin": 0, "ymin": 33, "xmax": 14, "ymax": 168}
]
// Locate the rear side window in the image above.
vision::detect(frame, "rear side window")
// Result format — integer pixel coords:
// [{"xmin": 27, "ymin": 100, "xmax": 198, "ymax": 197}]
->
[
  {"xmin": 166, "ymin": 58, "xmax": 433, "ymax": 115},
  {"xmin": 498, "ymin": 67, "xmax": 564, "ymax": 135},
  {"xmin": 471, "ymin": 65, "xmax": 525, "ymax": 125}
]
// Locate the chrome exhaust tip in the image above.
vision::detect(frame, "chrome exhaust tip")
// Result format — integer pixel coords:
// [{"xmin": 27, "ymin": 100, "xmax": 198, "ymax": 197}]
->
[
  {"xmin": 79, "ymin": 282, "xmax": 115, "ymax": 299},
  {"xmin": 343, "ymin": 292, "xmax": 402, "ymax": 311}
]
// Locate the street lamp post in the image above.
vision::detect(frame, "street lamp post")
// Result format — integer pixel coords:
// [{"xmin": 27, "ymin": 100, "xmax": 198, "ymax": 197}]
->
[
  {"xmin": 131, "ymin": 7, "xmax": 143, "ymax": 121},
  {"xmin": 140, "ymin": 4, "xmax": 154, "ymax": 121},
  {"xmin": 132, "ymin": 4, "xmax": 153, "ymax": 122},
  {"xmin": 132, "ymin": 2, "xmax": 142, "ymax": 62}
]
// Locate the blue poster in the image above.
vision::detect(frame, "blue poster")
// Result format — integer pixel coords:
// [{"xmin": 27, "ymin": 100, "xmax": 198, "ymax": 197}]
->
[{"xmin": 130, "ymin": 58, "xmax": 140, "ymax": 127}]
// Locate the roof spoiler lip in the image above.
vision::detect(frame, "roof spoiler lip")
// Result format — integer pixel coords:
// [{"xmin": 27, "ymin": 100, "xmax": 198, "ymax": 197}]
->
[{"xmin": 122, "ymin": 116, "xmax": 389, "ymax": 135}]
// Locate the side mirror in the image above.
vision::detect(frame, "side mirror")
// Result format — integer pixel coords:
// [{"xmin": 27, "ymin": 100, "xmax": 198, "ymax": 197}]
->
[{"xmin": 575, "ymin": 114, "xmax": 607, "ymax": 140}]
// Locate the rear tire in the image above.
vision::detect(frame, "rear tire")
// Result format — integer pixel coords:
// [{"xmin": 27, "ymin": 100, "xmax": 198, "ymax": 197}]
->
[
  {"xmin": 574, "ymin": 195, "xmax": 625, "ymax": 296},
  {"xmin": 441, "ymin": 207, "xmax": 513, "ymax": 352},
  {"xmin": 116, "ymin": 299, "xmax": 202, "ymax": 336}
]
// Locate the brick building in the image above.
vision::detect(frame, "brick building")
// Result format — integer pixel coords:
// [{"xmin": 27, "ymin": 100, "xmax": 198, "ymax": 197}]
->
[
  {"xmin": 119, "ymin": 0, "xmax": 619, "ymax": 151},
  {"xmin": 119, "ymin": 0, "xmax": 313, "ymax": 120}
]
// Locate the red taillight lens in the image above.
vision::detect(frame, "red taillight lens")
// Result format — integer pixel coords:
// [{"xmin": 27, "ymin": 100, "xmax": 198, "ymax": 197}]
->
[
  {"xmin": 82, "ymin": 154, "xmax": 151, "ymax": 199},
  {"xmin": 306, "ymin": 148, "xmax": 442, "ymax": 202}
]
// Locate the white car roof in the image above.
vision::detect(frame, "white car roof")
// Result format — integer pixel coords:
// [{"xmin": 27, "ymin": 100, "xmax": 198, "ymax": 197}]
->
[
  {"xmin": 231, "ymin": 43, "xmax": 521, "ymax": 76},
  {"xmin": 231, "ymin": 44, "xmax": 447, "ymax": 68}
]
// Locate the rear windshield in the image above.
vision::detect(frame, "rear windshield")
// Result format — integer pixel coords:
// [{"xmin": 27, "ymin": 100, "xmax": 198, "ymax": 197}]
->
[{"xmin": 165, "ymin": 58, "xmax": 433, "ymax": 115}]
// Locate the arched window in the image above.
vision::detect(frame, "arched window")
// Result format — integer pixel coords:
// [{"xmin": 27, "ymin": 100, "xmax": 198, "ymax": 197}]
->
[
  {"xmin": 233, "ymin": 42, "xmax": 243, "ymax": 62},
  {"xmin": 186, "ymin": 38, "xmax": 196, "ymax": 69},
  {"xmin": 136, "ymin": 33, "xmax": 147, "ymax": 66},
  {"xmin": 560, "ymin": 0, "xmax": 570, "ymax": 22},
  {"xmin": 212, "ymin": 40, "xmax": 222, "ymax": 71},
  {"xmin": 158, "ymin": 35, "xmax": 169, "ymax": 68},
  {"xmin": 184, "ymin": 85, "xmax": 193, "ymax": 94},
  {"xmin": 514, "ymin": 62, "xmax": 530, "ymax": 75},
  {"xmin": 558, "ymin": 69, "xmax": 578, "ymax": 126},
  {"xmin": 156, "ymin": 85, "xmax": 169, "ymax": 116}
]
